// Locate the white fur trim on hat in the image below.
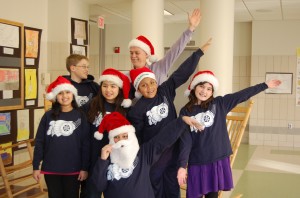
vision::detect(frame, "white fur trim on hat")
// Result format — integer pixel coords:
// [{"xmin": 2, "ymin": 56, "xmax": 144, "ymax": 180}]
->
[
  {"xmin": 133, "ymin": 72, "xmax": 156, "ymax": 90},
  {"xmin": 94, "ymin": 131, "xmax": 103, "ymax": 140},
  {"xmin": 190, "ymin": 74, "xmax": 219, "ymax": 91},
  {"xmin": 46, "ymin": 83, "xmax": 78, "ymax": 101},
  {"xmin": 99, "ymin": 75, "xmax": 123, "ymax": 88},
  {"xmin": 108, "ymin": 125, "xmax": 135, "ymax": 140},
  {"xmin": 128, "ymin": 39, "xmax": 151, "ymax": 56}
]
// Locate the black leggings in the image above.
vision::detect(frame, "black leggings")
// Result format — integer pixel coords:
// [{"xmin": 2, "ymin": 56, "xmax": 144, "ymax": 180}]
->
[
  {"xmin": 204, "ymin": 191, "xmax": 219, "ymax": 198},
  {"xmin": 44, "ymin": 174, "xmax": 80, "ymax": 198}
]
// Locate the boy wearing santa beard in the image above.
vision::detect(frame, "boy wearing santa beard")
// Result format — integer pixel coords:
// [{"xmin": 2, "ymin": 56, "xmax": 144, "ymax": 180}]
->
[{"xmin": 91, "ymin": 112, "xmax": 202, "ymax": 198}]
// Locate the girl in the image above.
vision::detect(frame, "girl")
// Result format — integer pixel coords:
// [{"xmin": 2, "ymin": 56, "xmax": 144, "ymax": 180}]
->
[
  {"xmin": 177, "ymin": 70, "xmax": 281, "ymax": 198},
  {"xmin": 82, "ymin": 68, "xmax": 131, "ymax": 198},
  {"xmin": 32, "ymin": 76, "xmax": 90, "ymax": 198}
]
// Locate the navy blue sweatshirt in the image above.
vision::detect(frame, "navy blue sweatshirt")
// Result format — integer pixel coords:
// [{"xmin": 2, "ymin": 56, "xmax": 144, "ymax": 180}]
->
[
  {"xmin": 33, "ymin": 109, "xmax": 90, "ymax": 172},
  {"xmin": 91, "ymin": 117, "xmax": 189, "ymax": 198},
  {"xmin": 64, "ymin": 74, "xmax": 99, "ymax": 106},
  {"xmin": 178, "ymin": 83, "xmax": 268, "ymax": 167}
]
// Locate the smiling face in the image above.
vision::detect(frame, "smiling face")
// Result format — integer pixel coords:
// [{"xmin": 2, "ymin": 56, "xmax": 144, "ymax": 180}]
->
[
  {"xmin": 56, "ymin": 90, "xmax": 74, "ymax": 111},
  {"xmin": 130, "ymin": 46, "xmax": 148, "ymax": 69},
  {"xmin": 101, "ymin": 81, "xmax": 120, "ymax": 103},
  {"xmin": 137, "ymin": 77, "xmax": 158, "ymax": 98},
  {"xmin": 194, "ymin": 82, "xmax": 214, "ymax": 103}
]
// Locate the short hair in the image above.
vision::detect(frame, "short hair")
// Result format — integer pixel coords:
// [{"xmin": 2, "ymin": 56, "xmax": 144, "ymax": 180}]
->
[{"xmin": 66, "ymin": 54, "xmax": 89, "ymax": 72}]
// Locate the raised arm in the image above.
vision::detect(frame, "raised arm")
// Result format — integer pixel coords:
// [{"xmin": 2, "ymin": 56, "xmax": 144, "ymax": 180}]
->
[{"xmin": 149, "ymin": 8, "xmax": 202, "ymax": 85}]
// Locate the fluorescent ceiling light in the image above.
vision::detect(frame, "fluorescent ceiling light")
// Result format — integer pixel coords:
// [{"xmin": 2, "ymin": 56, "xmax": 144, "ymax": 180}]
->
[{"xmin": 164, "ymin": 9, "xmax": 173, "ymax": 16}]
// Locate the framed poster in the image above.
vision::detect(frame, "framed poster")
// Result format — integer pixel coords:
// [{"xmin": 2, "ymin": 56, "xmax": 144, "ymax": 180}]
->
[
  {"xmin": 265, "ymin": 72, "xmax": 293, "ymax": 94},
  {"xmin": 24, "ymin": 26, "xmax": 42, "ymax": 67},
  {"xmin": 71, "ymin": 18, "xmax": 88, "ymax": 45},
  {"xmin": 70, "ymin": 44, "xmax": 87, "ymax": 56},
  {"xmin": 0, "ymin": 18, "xmax": 24, "ymax": 111}
]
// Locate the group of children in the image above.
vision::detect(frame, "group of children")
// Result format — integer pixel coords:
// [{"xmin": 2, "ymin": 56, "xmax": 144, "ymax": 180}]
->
[{"xmin": 32, "ymin": 8, "xmax": 282, "ymax": 198}]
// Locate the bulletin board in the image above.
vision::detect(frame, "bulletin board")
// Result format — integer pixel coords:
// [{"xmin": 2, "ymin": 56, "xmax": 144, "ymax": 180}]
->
[{"xmin": 0, "ymin": 18, "xmax": 24, "ymax": 111}]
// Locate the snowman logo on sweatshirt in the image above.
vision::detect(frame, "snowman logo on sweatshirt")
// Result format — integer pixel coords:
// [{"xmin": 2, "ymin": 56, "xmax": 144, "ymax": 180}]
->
[
  {"xmin": 146, "ymin": 101, "xmax": 169, "ymax": 125},
  {"xmin": 47, "ymin": 118, "xmax": 81, "ymax": 137}
]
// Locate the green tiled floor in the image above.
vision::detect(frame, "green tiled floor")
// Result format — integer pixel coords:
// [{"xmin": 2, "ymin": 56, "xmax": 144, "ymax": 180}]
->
[{"xmin": 228, "ymin": 144, "xmax": 300, "ymax": 198}]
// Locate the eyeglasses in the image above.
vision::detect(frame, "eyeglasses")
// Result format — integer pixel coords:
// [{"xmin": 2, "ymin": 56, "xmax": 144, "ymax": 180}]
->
[{"xmin": 76, "ymin": 65, "xmax": 89, "ymax": 69}]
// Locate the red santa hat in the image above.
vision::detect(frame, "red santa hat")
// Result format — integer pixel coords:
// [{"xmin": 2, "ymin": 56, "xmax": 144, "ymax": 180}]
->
[
  {"xmin": 128, "ymin": 35, "xmax": 157, "ymax": 63},
  {"xmin": 99, "ymin": 68, "xmax": 132, "ymax": 108},
  {"xmin": 46, "ymin": 76, "xmax": 77, "ymax": 101},
  {"xmin": 129, "ymin": 67, "xmax": 156, "ymax": 98},
  {"xmin": 184, "ymin": 70, "xmax": 219, "ymax": 96},
  {"xmin": 94, "ymin": 112, "xmax": 135, "ymax": 140}
]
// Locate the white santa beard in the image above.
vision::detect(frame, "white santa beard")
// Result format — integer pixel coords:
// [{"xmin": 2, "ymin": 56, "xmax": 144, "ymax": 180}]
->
[{"xmin": 110, "ymin": 138, "xmax": 140, "ymax": 169}]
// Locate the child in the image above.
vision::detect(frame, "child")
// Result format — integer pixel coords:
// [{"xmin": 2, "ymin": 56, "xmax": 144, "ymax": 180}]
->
[
  {"xmin": 63, "ymin": 54, "xmax": 99, "ymax": 106},
  {"xmin": 91, "ymin": 112, "xmax": 201, "ymax": 198},
  {"xmin": 127, "ymin": 38, "xmax": 212, "ymax": 198},
  {"xmin": 128, "ymin": 8, "xmax": 201, "ymax": 85},
  {"xmin": 82, "ymin": 68, "xmax": 132, "ymax": 198},
  {"xmin": 177, "ymin": 70, "xmax": 281, "ymax": 198},
  {"xmin": 32, "ymin": 76, "xmax": 90, "ymax": 198}
]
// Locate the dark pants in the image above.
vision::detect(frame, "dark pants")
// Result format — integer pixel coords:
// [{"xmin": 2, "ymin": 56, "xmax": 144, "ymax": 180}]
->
[
  {"xmin": 86, "ymin": 176, "xmax": 103, "ymax": 198},
  {"xmin": 80, "ymin": 180, "xmax": 87, "ymax": 198},
  {"xmin": 44, "ymin": 174, "xmax": 80, "ymax": 198},
  {"xmin": 204, "ymin": 192, "xmax": 219, "ymax": 198}
]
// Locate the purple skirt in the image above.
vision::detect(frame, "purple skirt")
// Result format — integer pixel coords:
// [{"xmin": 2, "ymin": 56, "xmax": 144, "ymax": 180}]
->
[{"xmin": 186, "ymin": 157, "xmax": 233, "ymax": 198}]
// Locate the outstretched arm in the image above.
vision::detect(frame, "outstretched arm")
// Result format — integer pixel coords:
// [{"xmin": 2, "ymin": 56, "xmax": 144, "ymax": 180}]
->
[{"xmin": 149, "ymin": 8, "xmax": 202, "ymax": 85}]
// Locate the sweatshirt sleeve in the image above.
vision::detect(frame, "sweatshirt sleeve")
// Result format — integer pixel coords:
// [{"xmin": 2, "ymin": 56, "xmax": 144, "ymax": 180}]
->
[
  {"xmin": 177, "ymin": 109, "xmax": 193, "ymax": 168},
  {"xmin": 32, "ymin": 113, "xmax": 48, "ymax": 170},
  {"xmin": 222, "ymin": 82, "xmax": 268, "ymax": 113},
  {"xmin": 145, "ymin": 117, "xmax": 189, "ymax": 166},
  {"xmin": 149, "ymin": 29, "xmax": 193, "ymax": 85},
  {"xmin": 127, "ymin": 105, "xmax": 145, "ymax": 144},
  {"xmin": 91, "ymin": 158, "xmax": 110, "ymax": 192}
]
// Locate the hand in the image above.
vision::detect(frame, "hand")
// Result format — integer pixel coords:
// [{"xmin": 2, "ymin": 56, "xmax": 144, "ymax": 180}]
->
[
  {"xmin": 200, "ymin": 38, "xmax": 212, "ymax": 53},
  {"xmin": 177, "ymin": 167, "xmax": 187, "ymax": 186},
  {"xmin": 188, "ymin": 8, "xmax": 202, "ymax": 32},
  {"xmin": 78, "ymin": 170, "xmax": 88, "ymax": 181},
  {"xmin": 182, "ymin": 116, "xmax": 205, "ymax": 132},
  {"xmin": 32, "ymin": 170, "xmax": 41, "ymax": 182},
  {"xmin": 266, "ymin": 79, "xmax": 281, "ymax": 88},
  {"xmin": 101, "ymin": 144, "xmax": 113, "ymax": 160}
]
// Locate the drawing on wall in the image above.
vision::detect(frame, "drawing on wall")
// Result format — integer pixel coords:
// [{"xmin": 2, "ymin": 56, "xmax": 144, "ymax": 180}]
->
[
  {"xmin": 0, "ymin": 112, "xmax": 11, "ymax": 136},
  {"xmin": 0, "ymin": 68, "xmax": 19, "ymax": 90},
  {"xmin": 24, "ymin": 27, "xmax": 42, "ymax": 67},
  {"xmin": 25, "ymin": 28, "xmax": 39, "ymax": 58},
  {"xmin": 17, "ymin": 109, "xmax": 30, "ymax": 142},
  {"xmin": 0, "ymin": 142, "xmax": 13, "ymax": 165},
  {"xmin": 71, "ymin": 18, "xmax": 88, "ymax": 45},
  {"xmin": 70, "ymin": 44, "xmax": 87, "ymax": 56},
  {"xmin": 25, "ymin": 68, "xmax": 37, "ymax": 99},
  {"xmin": 0, "ymin": 23, "xmax": 19, "ymax": 48},
  {"xmin": 265, "ymin": 72, "xmax": 293, "ymax": 94},
  {"xmin": 33, "ymin": 108, "xmax": 44, "ymax": 138}
]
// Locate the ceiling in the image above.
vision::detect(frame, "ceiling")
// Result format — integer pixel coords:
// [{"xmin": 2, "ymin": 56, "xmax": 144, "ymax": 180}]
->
[{"xmin": 85, "ymin": 0, "xmax": 300, "ymax": 24}]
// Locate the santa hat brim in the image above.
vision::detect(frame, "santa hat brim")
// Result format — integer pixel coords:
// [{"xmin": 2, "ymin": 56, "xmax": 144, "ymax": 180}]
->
[
  {"xmin": 133, "ymin": 72, "xmax": 156, "ymax": 91},
  {"xmin": 99, "ymin": 75, "xmax": 123, "ymax": 88},
  {"xmin": 46, "ymin": 83, "xmax": 78, "ymax": 101},
  {"xmin": 190, "ymin": 74, "xmax": 219, "ymax": 91},
  {"xmin": 128, "ymin": 39, "xmax": 151, "ymax": 56}
]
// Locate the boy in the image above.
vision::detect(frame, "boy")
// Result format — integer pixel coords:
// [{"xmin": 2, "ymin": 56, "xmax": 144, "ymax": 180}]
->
[
  {"xmin": 127, "ymin": 38, "xmax": 211, "ymax": 198},
  {"xmin": 63, "ymin": 54, "xmax": 99, "ymax": 107}
]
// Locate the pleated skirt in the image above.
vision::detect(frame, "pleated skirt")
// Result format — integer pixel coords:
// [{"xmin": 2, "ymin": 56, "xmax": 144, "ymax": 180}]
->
[{"xmin": 186, "ymin": 157, "xmax": 233, "ymax": 198}]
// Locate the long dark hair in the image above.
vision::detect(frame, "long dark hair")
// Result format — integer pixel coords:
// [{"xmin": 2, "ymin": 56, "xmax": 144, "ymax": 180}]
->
[
  {"xmin": 87, "ymin": 82, "xmax": 126, "ymax": 123},
  {"xmin": 184, "ymin": 82, "xmax": 214, "ymax": 112},
  {"xmin": 51, "ymin": 97, "xmax": 79, "ymax": 120}
]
